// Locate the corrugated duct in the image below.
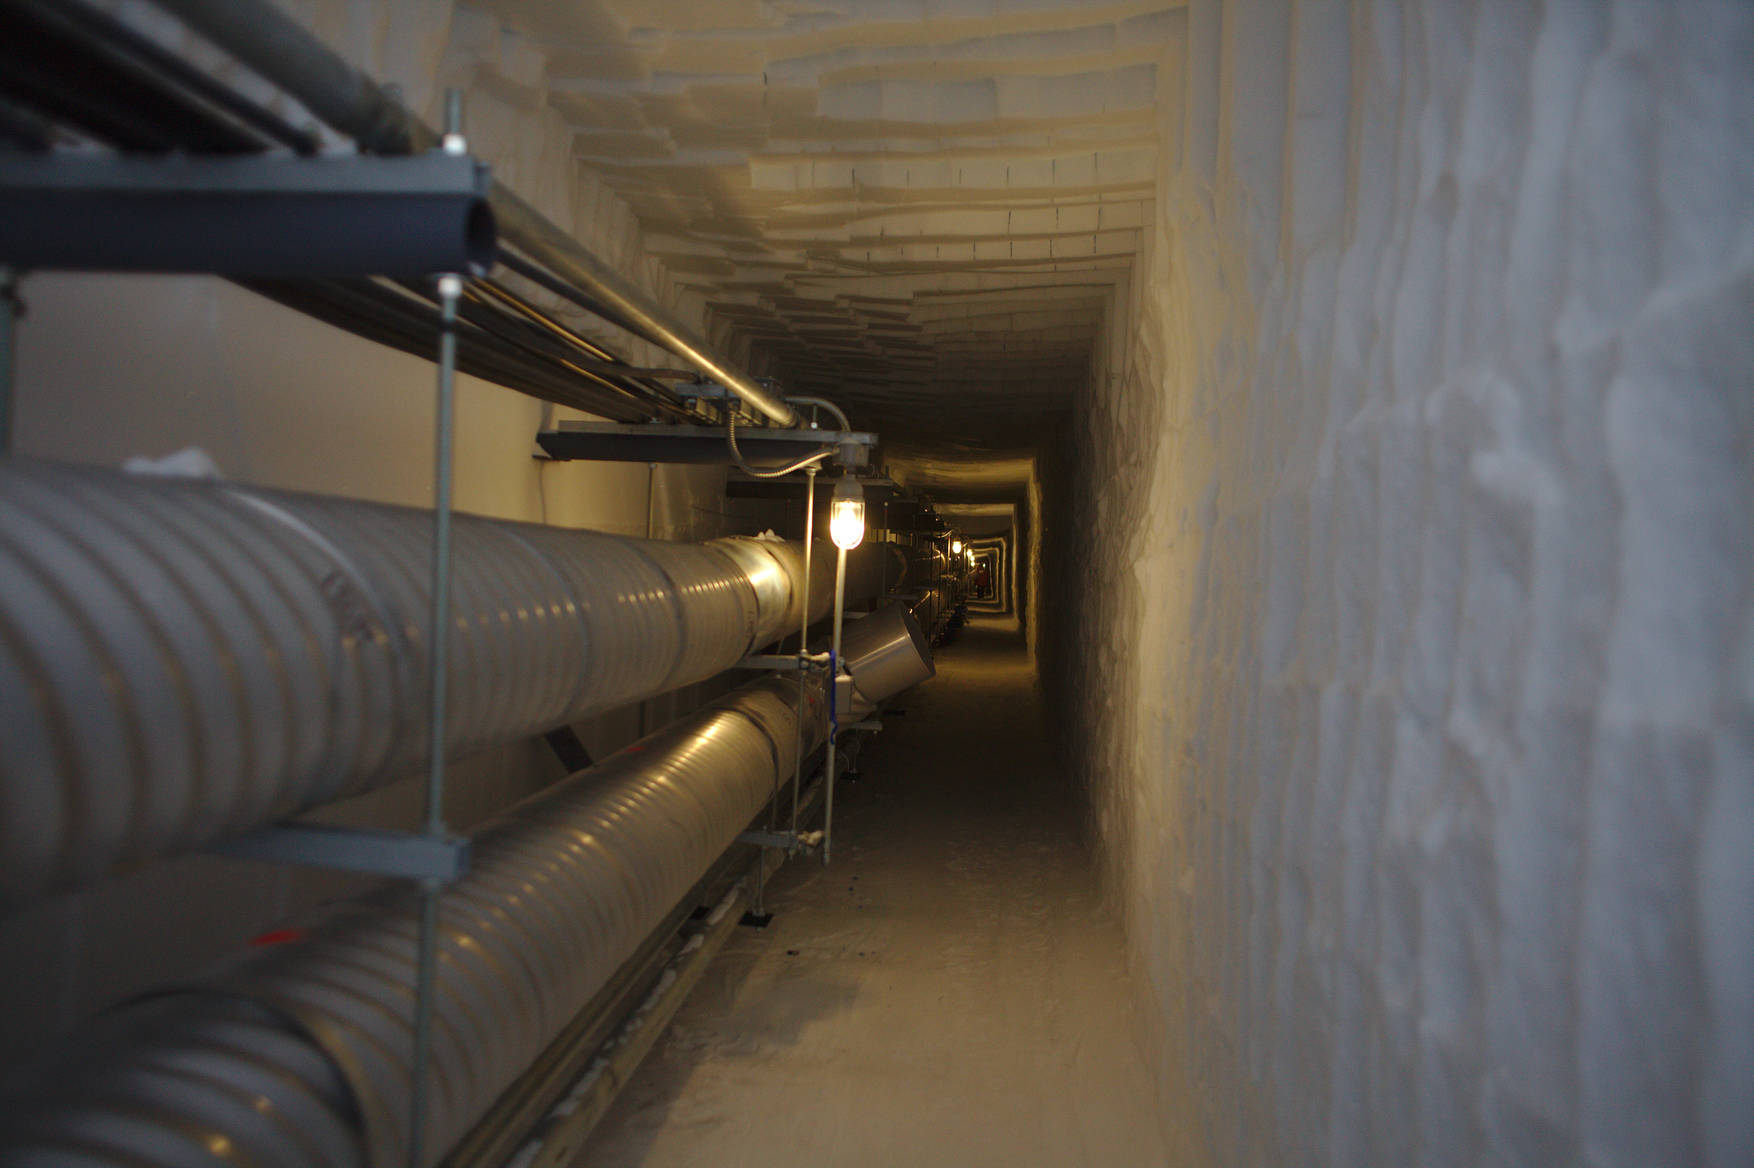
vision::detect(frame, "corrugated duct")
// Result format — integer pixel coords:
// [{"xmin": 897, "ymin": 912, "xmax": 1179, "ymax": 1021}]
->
[
  {"xmin": 0, "ymin": 611, "xmax": 933, "ymax": 1168},
  {"xmin": 0, "ymin": 457, "xmax": 833, "ymax": 905}
]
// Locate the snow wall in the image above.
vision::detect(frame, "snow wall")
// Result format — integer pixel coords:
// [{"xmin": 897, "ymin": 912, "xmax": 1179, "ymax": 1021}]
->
[{"xmin": 1042, "ymin": 2, "xmax": 1753, "ymax": 1164}]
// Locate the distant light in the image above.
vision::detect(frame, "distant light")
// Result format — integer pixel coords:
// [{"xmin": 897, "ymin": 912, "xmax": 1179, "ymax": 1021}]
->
[
  {"xmin": 951, "ymin": 539, "xmax": 963, "ymax": 555},
  {"xmin": 829, "ymin": 474, "xmax": 866, "ymax": 549}
]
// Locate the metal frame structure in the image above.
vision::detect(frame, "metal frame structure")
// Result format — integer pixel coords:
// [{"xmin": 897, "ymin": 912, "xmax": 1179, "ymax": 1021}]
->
[
  {"xmin": 537, "ymin": 420, "xmax": 875, "ymax": 466},
  {"xmin": 0, "ymin": 623, "xmax": 930, "ymax": 1168},
  {"xmin": 0, "ymin": 151, "xmax": 495, "ymax": 275},
  {"xmin": 0, "ymin": 2, "xmax": 939, "ymax": 1164}
]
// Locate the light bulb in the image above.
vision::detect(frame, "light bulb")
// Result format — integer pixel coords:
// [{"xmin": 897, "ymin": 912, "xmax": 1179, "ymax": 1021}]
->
[
  {"xmin": 829, "ymin": 474, "xmax": 866, "ymax": 549},
  {"xmin": 951, "ymin": 539, "xmax": 963, "ymax": 555}
]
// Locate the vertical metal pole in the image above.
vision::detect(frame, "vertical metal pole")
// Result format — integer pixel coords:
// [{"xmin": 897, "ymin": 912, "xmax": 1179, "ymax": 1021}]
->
[
  {"xmin": 823, "ymin": 543, "xmax": 848, "ymax": 865},
  {"xmin": 441, "ymin": 88, "xmax": 466, "ymax": 156},
  {"xmin": 644, "ymin": 462, "xmax": 657, "ymax": 537},
  {"xmin": 422, "ymin": 278, "xmax": 460, "ymax": 839},
  {"xmin": 408, "ymin": 52, "xmax": 465, "ymax": 1139},
  {"xmin": 637, "ymin": 461, "xmax": 656, "ymax": 739},
  {"xmin": 409, "ymin": 885, "xmax": 441, "ymax": 1168},
  {"xmin": 750, "ymin": 461, "xmax": 772, "ymax": 913},
  {"xmin": 0, "ymin": 267, "xmax": 18, "ymax": 453},
  {"xmin": 790, "ymin": 465, "xmax": 817, "ymax": 836},
  {"xmin": 878, "ymin": 501, "xmax": 888, "ymax": 597}
]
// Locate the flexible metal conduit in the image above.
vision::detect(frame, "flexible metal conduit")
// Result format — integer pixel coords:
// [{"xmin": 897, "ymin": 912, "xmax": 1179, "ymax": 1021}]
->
[
  {"xmin": 0, "ymin": 458, "xmax": 832, "ymax": 905},
  {"xmin": 146, "ymin": 0, "xmax": 801, "ymax": 429},
  {"xmin": 0, "ymin": 617, "xmax": 932, "ymax": 1168}
]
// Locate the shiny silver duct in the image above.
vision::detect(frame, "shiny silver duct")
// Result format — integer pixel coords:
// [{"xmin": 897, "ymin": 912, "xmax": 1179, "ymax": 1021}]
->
[
  {"xmin": 0, "ymin": 608, "xmax": 932, "ymax": 1168},
  {"xmin": 838, "ymin": 603, "xmax": 935, "ymax": 718},
  {"xmin": 0, "ymin": 457, "xmax": 832, "ymax": 905}
]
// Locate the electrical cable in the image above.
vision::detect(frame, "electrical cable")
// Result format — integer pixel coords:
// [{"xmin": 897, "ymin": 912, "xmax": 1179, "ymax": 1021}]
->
[
  {"xmin": 784, "ymin": 395, "xmax": 851, "ymax": 432},
  {"xmin": 726, "ymin": 409, "xmax": 833, "ymax": 479}
]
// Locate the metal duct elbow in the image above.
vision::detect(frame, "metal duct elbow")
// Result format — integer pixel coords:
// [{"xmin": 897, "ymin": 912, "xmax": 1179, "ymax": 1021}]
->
[
  {"xmin": 0, "ymin": 459, "xmax": 833, "ymax": 905},
  {"xmin": 839, "ymin": 602, "xmax": 936, "ymax": 717},
  {"xmin": 705, "ymin": 535, "xmax": 836, "ymax": 647}
]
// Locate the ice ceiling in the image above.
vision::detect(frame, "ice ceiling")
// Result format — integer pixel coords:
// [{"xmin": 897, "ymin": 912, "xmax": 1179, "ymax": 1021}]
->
[{"xmin": 463, "ymin": 0, "xmax": 1177, "ymax": 458}]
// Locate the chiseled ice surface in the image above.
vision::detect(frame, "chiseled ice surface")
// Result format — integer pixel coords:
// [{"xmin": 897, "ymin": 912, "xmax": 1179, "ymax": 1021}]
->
[
  {"xmin": 454, "ymin": 0, "xmax": 1180, "ymax": 447},
  {"xmin": 1043, "ymin": 2, "xmax": 1754, "ymax": 1165}
]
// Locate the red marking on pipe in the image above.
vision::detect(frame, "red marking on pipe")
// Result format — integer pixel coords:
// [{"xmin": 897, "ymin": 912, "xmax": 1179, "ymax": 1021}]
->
[{"xmin": 249, "ymin": 928, "xmax": 307, "ymax": 948}]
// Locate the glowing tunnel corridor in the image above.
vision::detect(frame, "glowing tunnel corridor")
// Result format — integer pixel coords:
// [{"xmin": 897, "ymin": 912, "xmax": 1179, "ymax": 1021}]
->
[{"xmin": 0, "ymin": 3, "xmax": 1749, "ymax": 1167}]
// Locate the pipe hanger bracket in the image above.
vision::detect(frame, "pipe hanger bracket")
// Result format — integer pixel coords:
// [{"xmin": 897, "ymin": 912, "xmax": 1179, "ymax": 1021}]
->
[{"xmin": 210, "ymin": 823, "xmax": 471, "ymax": 883}]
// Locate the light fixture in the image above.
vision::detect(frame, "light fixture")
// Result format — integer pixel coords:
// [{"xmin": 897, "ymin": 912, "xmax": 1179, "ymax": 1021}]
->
[
  {"xmin": 829, "ymin": 473, "xmax": 866, "ymax": 549},
  {"xmin": 950, "ymin": 538, "xmax": 963, "ymax": 556}
]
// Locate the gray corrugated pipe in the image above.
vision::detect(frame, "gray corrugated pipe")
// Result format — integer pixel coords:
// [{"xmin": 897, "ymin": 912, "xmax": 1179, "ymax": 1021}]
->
[
  {"xmin": 0, "ymin": 608, "xmax": 933, "ymax": 1168},
  {"xmin": 0, "ymin": 457, "xmax": 833, "ymax": 905}
]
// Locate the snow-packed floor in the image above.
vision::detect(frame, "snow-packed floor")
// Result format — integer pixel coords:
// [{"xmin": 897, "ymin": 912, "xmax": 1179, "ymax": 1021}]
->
[{"xmin": 577, "ymin": 616, "xmax": 1169, "ymax": 1167}]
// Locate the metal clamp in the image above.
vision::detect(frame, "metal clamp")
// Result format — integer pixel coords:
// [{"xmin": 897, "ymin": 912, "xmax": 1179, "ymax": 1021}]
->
[
  {"xmin": 737, "ymin": 828, "xmax": 824, "ymax": 852},
  {"xmin": 735, "ymin": 652, "xmax": 830, "ymax": 672}
]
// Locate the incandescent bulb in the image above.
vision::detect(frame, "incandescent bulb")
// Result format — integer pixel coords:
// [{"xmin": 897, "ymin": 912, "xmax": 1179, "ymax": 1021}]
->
[{"xmin": 829, "ymin": 474, "xmax": 866, "ymax": 549}]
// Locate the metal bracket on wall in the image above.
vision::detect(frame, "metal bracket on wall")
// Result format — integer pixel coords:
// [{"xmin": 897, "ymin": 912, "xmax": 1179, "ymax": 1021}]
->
[
  {"xmin": 0, "ymin": 152, "xmax": 495, "ymax": 276},
  {"xmin": 542, "ymin": 726, "xmax": 595, "ymax": 773},
  {"xmin": 536, "ymin": 421, "xmax": 874, "ymax": 467},
  {"xmin": 736, "ymin": 828, "xmax": 823, "ymax": 852},
  {"xmin": 210, "ymin": 823, "xmax": 471, "ymax": 883},
  {"xmin": 735, "ymin": 652, "xmax": 831, "ymax": 672}
]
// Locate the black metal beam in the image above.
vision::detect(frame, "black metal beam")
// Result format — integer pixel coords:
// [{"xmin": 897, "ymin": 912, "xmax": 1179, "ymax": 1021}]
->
[
  {"xmin": 537, "ymin": 422, "xmax": 875, "ymax": 466},
  {"xmin": 0, "ymin": 153, "xmax": 494, "ymax": 276}
]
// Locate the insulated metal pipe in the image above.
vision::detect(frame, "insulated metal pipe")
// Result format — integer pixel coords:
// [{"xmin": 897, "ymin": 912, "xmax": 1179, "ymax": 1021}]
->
[
  {"xmin": 0, "ymin": 616, "xmax": 932, "ymax": 1168},
  {"xmin": 0, "ymin": 458, "xmax": 832, "ymax": 905},
  {"xmin": 146, "ymin": 0, "xmax": 800, "ymax": 428}
]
